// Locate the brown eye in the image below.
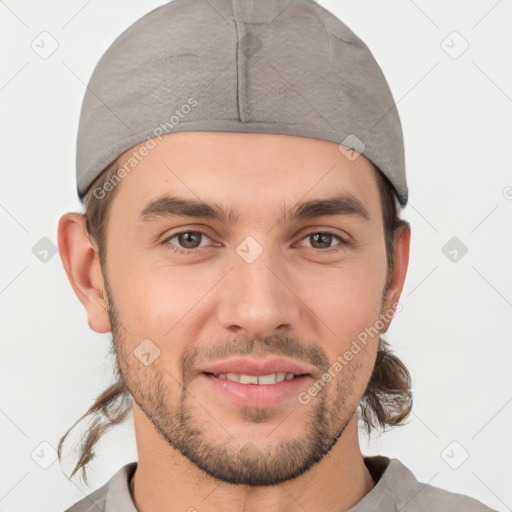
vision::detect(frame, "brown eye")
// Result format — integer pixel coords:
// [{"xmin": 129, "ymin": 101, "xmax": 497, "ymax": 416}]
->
[
  {"xmin": 310, "ymin": 233, "xmax": 334, "ymax": 249},
  {"xmin": 176, "ymin": 231, "xmax": 204, "ymax": 249},
  {"xmin": 298, "ymin": 231, "xmax": 346, "ymax": 252},
  {"xmin": 163, "ymin": 230, "xmax": 212, "ymax": 253}
]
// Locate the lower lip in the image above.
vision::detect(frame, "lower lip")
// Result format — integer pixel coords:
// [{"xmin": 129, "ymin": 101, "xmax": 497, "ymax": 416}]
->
[{"xmin": 201, "ymin": 373, "xmax": 312, "ymax": 408}]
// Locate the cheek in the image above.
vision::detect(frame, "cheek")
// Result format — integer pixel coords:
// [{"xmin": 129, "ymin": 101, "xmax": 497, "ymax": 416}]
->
[
  {"xmin": 294, "ymin": 259, "xmax": 385, "ymax": 385},
  {"xmin": 108, "ymin": 233, "xmax": 386, "ymax": 345},
  {"xmin": 125, "ymin": 273, "xmax": 187, "ymax": 326},
  {"xmin": 299, "ymin": 262, "xmax": 385, "ymax": 334},
  {"xmin": 110, "ymin": 258, "xmax": 216, "ymax": 348}
]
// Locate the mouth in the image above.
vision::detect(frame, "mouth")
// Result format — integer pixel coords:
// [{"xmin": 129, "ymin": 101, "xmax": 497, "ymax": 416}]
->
[
  {"xmin": 200, "ymin": 371, "xmax": 313, "ymax": 408},
  {"xmin": 204, "ymin": 371, "xmax": 308, "ymax": 385}
]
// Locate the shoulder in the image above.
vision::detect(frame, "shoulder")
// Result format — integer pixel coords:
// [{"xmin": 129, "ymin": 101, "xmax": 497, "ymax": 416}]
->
[
  {"xmin": 410, "ymin": 481, "xmax": 496, "ymax": 511},
  {"xmin": 380, "ymin": 458, "xmax": 497, "ymax": 512},
  {"xmin": 62, "ymin": 462, "xmax": 137, "ymax": 512},
  {"xmin": 62, "ymin": 481, "xmax": 108, "ymax": 512}
]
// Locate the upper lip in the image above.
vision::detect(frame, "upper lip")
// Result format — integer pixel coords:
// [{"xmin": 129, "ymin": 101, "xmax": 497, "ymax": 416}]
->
[{"xmin": 201, "ymin": 357, "xmax": 314, "ymax": 376}]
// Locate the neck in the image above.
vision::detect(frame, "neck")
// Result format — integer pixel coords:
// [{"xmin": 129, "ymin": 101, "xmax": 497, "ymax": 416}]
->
[{"xmin": 129, "ymin": 407, "xmax": 375, "ymax": 512}]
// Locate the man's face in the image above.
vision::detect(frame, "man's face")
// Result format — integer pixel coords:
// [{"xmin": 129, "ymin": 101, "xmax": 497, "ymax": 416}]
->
[{"xmin": 101, "ymin": 132, "xmax": 397, "ymax": 486}]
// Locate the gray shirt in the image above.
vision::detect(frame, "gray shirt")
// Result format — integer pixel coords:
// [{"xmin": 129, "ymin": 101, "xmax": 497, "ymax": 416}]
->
[{"xmin": 64, "ymin": 456, "xmax": 496, "ymax": 511}]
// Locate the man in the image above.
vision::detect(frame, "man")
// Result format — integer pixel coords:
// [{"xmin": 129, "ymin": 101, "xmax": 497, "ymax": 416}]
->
[{"xmin": 57, "ymin": 0, "xmax": 496, "ymax": 510}]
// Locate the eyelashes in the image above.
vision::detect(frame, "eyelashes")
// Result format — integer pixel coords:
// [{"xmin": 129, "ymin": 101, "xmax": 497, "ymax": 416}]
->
[{"xmin": 160, "ymin": 228, "xmax": 349, "ymax": 256}]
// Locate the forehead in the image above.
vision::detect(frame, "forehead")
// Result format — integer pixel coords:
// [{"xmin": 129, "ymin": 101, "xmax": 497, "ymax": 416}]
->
[{"xmin": 109, "ymin": 132, "xmax": 382, "ymax": 224}]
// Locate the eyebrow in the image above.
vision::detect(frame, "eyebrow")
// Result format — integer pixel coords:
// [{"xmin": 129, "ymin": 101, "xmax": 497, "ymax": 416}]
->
[{"xmin": 136, "ymin": 191, "xmax": 371, "ymax": 225}]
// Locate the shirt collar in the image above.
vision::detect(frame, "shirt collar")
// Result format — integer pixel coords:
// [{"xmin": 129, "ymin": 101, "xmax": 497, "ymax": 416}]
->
[
  {"xmin": 104, "ymin": 456, "xmax": 413, "ymax": 512},
  {"xmin": 105, "ymin": 461, "xmax": 138, "ymax": 512}
]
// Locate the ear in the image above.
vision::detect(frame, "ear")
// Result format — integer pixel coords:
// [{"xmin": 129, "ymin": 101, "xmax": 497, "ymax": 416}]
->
[
  {"xmin": 57, "ymin": 212, "xmax": 111, "ymax": 333},
  {"xmin": 380, "ymin": 222, "xmax": 411, "ymax": 333}
]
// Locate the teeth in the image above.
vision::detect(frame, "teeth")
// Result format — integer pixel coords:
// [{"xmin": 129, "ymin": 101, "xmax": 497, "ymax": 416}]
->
[
  {"xmin": 258, "ymin": 373, "xmax": 277, "ymax": 385},
  {"xmin": 239, "ymin": 374, "xmax": 258, "ymax": 385},
  {"xmin": 214, "ymin": 372, "xmax": 297, "ymax": 385}
]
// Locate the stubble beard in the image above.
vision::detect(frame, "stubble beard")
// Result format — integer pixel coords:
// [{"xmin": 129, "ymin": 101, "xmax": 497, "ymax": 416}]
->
[{"xmin": 104, "ymin": 274, "xmax": 367, "ymax": 487}]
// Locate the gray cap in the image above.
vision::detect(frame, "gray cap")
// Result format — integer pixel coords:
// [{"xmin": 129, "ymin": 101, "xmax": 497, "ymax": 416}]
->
[{"xmin": 76, "ymin": 0, "xmax": 408, "ymax": 206}]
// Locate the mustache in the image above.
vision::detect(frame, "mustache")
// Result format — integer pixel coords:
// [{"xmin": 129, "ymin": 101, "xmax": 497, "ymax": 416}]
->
[{"xmin": 180, "ymin": 334, "xmax": 329, "ymax": 380}]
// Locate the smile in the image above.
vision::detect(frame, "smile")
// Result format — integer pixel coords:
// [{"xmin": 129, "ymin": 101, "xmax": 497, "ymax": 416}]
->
[
  {"xmin": 207, "ymin": 372, "xmax": 299, "ymax": 385},
  {"xmin": 201, "ymin": 372, "xmax": 312, "ymax": 407}
]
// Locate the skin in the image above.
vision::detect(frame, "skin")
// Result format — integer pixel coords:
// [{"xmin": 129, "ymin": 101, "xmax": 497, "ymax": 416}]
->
[{"xmin": 58, "ymin": 132, "xmax": 410, "ymax": 512}]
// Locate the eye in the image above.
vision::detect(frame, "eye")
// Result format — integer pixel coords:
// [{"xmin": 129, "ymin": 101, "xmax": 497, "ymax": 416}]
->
[
  {"xmin": 162, "ymin": 229, "xmax": 213, "ymax": 254},
  {"xmin": 161, "ymin": 229, "xmax": 348, "ymax": 255},
  {"xmin": 296, "ymin": 231, "xmax": 347, "ymax": 253}
]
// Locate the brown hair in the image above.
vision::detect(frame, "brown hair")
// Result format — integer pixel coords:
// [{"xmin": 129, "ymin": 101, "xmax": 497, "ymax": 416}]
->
[{"xmin": 57, "ymin": 158, "xmax": 412, "ymax": 484}]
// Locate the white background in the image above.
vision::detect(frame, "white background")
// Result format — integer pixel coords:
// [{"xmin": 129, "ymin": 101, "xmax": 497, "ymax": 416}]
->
[{"xmin": 1, "ymin": 1, "xmax": 511, "ymax": 511}]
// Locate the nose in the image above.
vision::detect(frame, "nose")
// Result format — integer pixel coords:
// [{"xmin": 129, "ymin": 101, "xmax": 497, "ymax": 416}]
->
[{"xmin": 216, "ymin": 245, "xmax": 301, "ymax": 340}]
